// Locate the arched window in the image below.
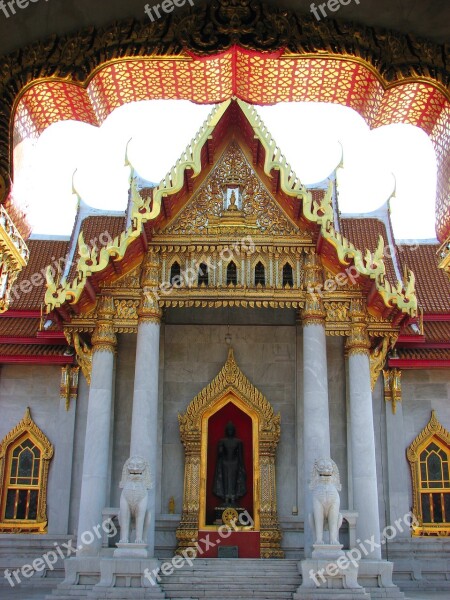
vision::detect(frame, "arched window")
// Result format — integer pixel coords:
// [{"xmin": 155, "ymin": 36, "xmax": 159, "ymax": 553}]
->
[
  {"xmin": 0, "ymin": 408, "xmax": 53, "ymax": 533},
  {"xmin": 282, "ymin": 263, "xmax": 294, "ymax": 288},
  {"xmin": 170, "ymin": 261, "xmax": 181, "ymax": 286},
  {"xmin": 255, "ymin": 262, "xmax": 265, "ymax": 286},
  {"xmin": 198, "ymin": 263, "xmax": 209, "ymax": 286},
  {"xmin": 226, "ymin": 261, "xmax": 237, "ymax": 286},
  {"xmin": 407, "ymin": 411, "xmax": 450, "ymax": 536}
]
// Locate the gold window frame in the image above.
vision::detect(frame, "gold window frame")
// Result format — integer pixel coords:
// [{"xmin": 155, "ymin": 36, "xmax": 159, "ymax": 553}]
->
[
  {"xmin": 407, "ymin": 410, "xmax": 450, "ymax": 536},
  {"xmin": 0, "ymin": 408, "xmax": 54, "ymax": 533}
]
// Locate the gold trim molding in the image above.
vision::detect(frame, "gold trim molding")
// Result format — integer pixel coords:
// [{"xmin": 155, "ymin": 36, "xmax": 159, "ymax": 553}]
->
[
  {"xmin": 176, "ymin": 347, "xmax": 283, "ymax": 558},
  {"xmin": 0, "ymin": 408, "xmax": 54, "ymax": 533}
]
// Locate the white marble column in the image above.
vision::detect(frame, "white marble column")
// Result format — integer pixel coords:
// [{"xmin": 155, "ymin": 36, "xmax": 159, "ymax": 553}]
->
[
  {"xmin": 301, "ymin": 252, "xmax": 331, "ymax": 557},
  {"xmin": 129, "ymin": 256, "xmax": 162, "ymax": 557},
  {"xmin": 77, "ymin": 297, "xmax": 117, "ymax": 556},
  {"xmin": 347, "ymin": 299, "xmax": 382, "ymax": 559}
]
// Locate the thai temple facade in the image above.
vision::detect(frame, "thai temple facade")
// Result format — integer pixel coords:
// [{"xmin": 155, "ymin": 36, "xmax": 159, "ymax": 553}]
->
[{"xmin": 0, "ymin": 2, "xmax": 449, "ymax": 599}]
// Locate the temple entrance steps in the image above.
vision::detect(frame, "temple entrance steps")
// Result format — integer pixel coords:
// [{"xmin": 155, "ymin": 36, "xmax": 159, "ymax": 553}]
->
[{"xmin": 158, "ymin": 558, "xmax": 301, "ymax": 599}]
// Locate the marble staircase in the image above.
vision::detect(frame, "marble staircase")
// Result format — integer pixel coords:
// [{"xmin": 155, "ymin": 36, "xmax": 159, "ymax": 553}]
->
[{"xmin": 159, "ymin": 558, "xmax": 301, "ymax": 599}]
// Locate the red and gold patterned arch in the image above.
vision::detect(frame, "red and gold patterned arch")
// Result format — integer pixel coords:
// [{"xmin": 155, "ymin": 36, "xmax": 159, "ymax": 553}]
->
[{"xmin": 12, "ymin": 48, "xmax": 450, "ymax": 241}]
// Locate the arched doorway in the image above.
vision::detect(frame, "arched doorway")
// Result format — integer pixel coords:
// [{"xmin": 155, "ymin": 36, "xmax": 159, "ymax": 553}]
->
[{"xmin": 177, "ymin": 348, "xmax": 283, "ymax": 558}]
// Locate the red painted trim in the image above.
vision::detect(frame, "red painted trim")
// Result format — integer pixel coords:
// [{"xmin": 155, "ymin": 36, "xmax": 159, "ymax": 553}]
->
[
  {"xmin": 0, "ymin": 336, "xmax": 66, "ymax": 345},
  {"xmin": 397, "ymin": 335, "xmax": 426, "ymax": 343},
  {"xmin": 423, "ymin": 314, "xmax": 450, "ymax": 321},
  {"xmin": 396, "ymin": 342, "xmax": 450, "ymax": 349},
  {"xmin": 0, "ymin": 356, "xmax": 74, "ymax": 365},
  {"xmin": 0, "ymin": 310, "xmax": 41, "ymax": 318},
  {"xmin": 388, "ymin": 358, "xmax": 450, "ymax": 369},
  {"xmin": 36, "ymin": 331, "xmax": 66, "ymax": 340}
]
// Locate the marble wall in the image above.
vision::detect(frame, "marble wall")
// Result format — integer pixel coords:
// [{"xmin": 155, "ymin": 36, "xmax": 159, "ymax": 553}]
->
[
  {"xmin": 161, "ymin": 318, "xmax": 299, "ymax": 519},
  {"xmin": 0, "ymin": 316, "xmax": 449, "ymax": 565},
  {"xmin": 0, "ymin": 363, "xmax": 89, "ymax": 535}
]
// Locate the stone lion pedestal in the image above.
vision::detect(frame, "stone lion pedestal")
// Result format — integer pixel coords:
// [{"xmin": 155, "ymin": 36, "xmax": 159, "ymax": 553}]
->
[
  {"xmin": 294, "ymin": 458, "xmax": 404, "ymax": 600},
  {"xmin": 294, "ymin": 459, "xmax": 368, "ymax": 600},
  {"xmin": 295, "ymin": 549, "xmax": 370, "ymax": 600},
  {"xmin": 87, "ymin": 457, "xmax": 164, "ymax": 599},
  {"xmin": 48, "ymin": 457, "xmax": 165, "ymax": 600}
]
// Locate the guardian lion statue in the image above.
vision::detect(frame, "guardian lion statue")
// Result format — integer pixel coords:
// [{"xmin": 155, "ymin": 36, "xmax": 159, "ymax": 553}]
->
[
  {"xmin": 118, "ymin": 456, "xmax": 152, "ymax": 544},
  {"xmin": 309, "ymin": 458, "xmax": 343, "ymax": 545}
]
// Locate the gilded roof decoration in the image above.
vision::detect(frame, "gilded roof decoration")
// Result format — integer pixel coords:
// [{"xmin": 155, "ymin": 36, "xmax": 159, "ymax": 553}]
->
[
  {"xmin": 44, "ymin": 98, "xmax": 417, "ymax": 318},
  {"xmin": 162, "ymin": 142, "xmax": 299, "ymax": 237},
  {"xmin": 238, "ymin": 100, "xmax": 418, "ymax": 316},
  {"xmin": 45, "ymin": 101, "xmax": 231, "ymax": 309}
]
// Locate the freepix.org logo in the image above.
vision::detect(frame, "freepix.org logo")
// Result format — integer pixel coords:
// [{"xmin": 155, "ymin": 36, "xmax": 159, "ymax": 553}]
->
[
  {"xmin": 310, "ymin": 0, "xmax": 362, "ymax": 22},
  {"xmin": 144, "ymin": 0, "xmax": 195, "ymax": 22},
  {"xmin": 0, "ymin": 0, "xmax": 49, "ymax": 19}
]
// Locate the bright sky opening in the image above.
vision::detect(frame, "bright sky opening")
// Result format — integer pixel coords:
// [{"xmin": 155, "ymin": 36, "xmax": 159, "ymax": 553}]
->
[{"xmin": 12, "ymin": 100, "xmax": 438, "ymax": 241}]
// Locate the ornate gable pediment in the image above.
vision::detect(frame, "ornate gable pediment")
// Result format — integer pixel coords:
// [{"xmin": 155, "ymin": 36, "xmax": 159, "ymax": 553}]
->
[{"xmin": 159, "ymin": 142, "xmax": 301, "ymax": 238}]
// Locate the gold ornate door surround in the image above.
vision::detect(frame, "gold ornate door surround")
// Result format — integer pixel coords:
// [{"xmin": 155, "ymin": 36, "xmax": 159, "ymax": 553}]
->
[{"xmin": 176, "ymin": 348, "xmax": 283, "ymax": 558}]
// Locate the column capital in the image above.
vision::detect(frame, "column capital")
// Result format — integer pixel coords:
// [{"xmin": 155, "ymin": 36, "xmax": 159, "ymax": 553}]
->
[
  {"xmin": 302, "ymin": 250, "xmax": 325, "ymax": 326},
  {"xmin": 138, "ymin": 253, "xmax": 162, "ymax": 324},
  {"xmin": 345, "ymin": 298, "xmax": 370, "ymax": 356},
  {"xmin": 92, "ymin": 296, "xmax": 117, "ymax": 353},
  {"xmin": 138, "ymin": 288, "xmax": 162, "ymax": 324}
]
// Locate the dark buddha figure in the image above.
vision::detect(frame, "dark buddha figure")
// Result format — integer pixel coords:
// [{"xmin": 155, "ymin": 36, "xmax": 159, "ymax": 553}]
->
[{"xmin": 213, "ymin": 421, "xmax": 247, "ymax": 506}]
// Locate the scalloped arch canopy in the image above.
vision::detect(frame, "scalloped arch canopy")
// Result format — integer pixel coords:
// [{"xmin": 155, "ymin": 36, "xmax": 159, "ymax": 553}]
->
[{"xmin": 12, "ymin": 48, "xmax": 450, "ymax": 242}]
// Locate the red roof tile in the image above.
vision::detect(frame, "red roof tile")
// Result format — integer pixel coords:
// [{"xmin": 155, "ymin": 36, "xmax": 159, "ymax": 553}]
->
[
  {"xmin": 424, "ymin": 321, "xmax": 450, "ymax": 343},
  {"xmin": 0, "ymin": 344, "xmax": 68, "ymax": 357},
  {"xmin": 10, "ymin": 239, "xmax": 70, "ymax": 310},
  {"xmin": 0, "ymin": 318, "xmax": 40, "ymax": 337},
  {"xmin": 397, "ymin": 348, "xmax": 450, "ymax": 360},
  {"xmin": 340, "ymin": 218, "xmax": 398, "ymax": 287},
  {"xmin": 398, "ymin": 244, "xmax": 450, "ymax": 313}
]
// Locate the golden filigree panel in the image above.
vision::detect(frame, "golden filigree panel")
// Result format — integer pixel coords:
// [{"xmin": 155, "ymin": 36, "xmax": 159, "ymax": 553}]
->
[{"xmin": 162, "ymin": 142, "xmax": 300, "ymax": 237}]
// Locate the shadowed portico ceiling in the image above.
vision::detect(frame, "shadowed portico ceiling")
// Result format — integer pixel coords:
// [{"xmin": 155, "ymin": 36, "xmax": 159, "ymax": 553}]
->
[
  {"xmin": 0, "ymin": 0, "xmax": 448, "ymax": 54},
  {"xmin": 0, "ymin": 0, "xmax": 448, "ymax": 240}
]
